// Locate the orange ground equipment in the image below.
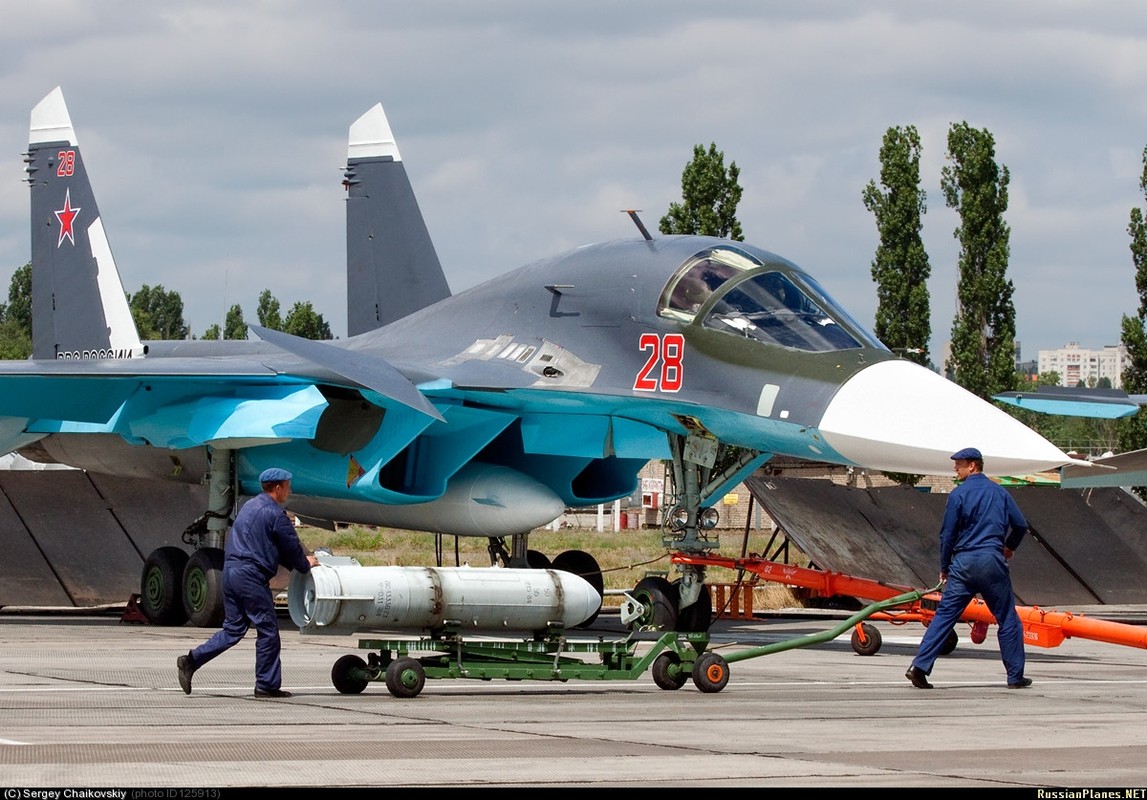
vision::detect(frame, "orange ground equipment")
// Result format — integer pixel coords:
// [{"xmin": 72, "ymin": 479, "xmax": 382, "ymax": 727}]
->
[{"xmin": 671, "ymin": 552, "xmax": 1147, "ymax": 654}]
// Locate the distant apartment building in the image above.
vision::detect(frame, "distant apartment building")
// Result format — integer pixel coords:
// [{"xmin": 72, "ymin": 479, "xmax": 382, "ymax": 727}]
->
[
  {"xmin": 939, "ymin": 340, "xmax": 1030, "ymax": 379},
  {"xmin": 1037, "ymin": 342, "xmax": 1127, "ymax": 389}
]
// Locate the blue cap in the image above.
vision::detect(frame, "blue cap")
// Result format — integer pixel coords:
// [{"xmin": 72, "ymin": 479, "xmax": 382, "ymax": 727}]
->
[
  {"xmin": 259, "ymin": 467, "xmax": 292, "ymax": 482},
  {"xmin": 950, "ymin": 447, "xmax": 982, "ymax": 461}
]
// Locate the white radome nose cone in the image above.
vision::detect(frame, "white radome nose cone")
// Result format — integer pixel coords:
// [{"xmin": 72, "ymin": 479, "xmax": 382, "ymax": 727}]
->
[{"xmin": 819, "ymin": 360, "xmax": 1075, "ymax": 476}]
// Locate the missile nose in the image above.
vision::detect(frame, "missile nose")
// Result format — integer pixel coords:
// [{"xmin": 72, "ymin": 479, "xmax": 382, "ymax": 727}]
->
[
  {"xmin": 818, "ymin": 359, "xmax": 1076, "ymax": 477},
  {"xmin": 552, "ymin": 568, "xmax": 604, "ymax": 627}
]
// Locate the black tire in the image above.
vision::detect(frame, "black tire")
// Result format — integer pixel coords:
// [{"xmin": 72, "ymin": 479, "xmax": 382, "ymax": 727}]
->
[
  {"xmin": 675, "ymin": 583, "xmax": 713, "ymax": 633},
  {"xmin": 332, "ymin": 654, "xmax": 371, "ymax": 694},
  {"xmin": 851, "ymin": 623, "xmax": 883, "ymax": 656},
  {"xmin": 552, "ymin": 549, "xmax": 604, "ymax": 628},
  {"xmin": 628, "ymin": 576, "xmax": 678, "ymax": 631},
  {"xmin": 692, "ymin": 651, "xmax": 730, "ymax": 693},
  {"xmin": 940, "ymin": 628, "xmax": 959, "ymax": 656},
  {"xmin": 525, "ymin": 549, "xmax": 552, "ymax": 568},
  {"xmin": 182, "ymin": 547, "xmax": 225, "ymax": 628},
  {"xmin": 651, "ymin": 651, "xmax": 688, "ymax": 690},
  {"xmin": 140, "ymin": 546, "xmax": 190, "ymax": 626},
  {"xmin": 385, "ymin": 657, "xmax": 426, "ymax": 698}
]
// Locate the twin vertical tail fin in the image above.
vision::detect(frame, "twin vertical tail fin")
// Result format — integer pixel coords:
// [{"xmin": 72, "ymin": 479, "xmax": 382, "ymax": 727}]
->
[
  {"xmin": 25, "ymin": 91, "xmax": 445, "ymax": 355},
  {"xmin": 344, "ymin": 103, "xmax": 451, "ymax": 337},
  {"xmin": 25, "ymin": 87, "xmax": 143, "ymax": 360}
]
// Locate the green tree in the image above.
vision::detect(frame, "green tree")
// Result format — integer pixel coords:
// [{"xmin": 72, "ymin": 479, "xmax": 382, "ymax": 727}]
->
[
  {"xmin": 6, "ymin": 263, "xmax": 31, "ymax": 335},
  {"xmin": 1118, "ymin": 144, "xmax": 1147, "ymax": 499},
  {"xmin": 200, "ymin": 324, "xmax": 221, "ymax": 340},
  {"xmin": 659, "ymin": 143, "xmax": 744, "ymax": 240},
  {"xmin": 257, "ymin": 290, "xmax": 282, "ymax": 331},
  {"xmin": 862, "ymin": 125, "xmax": 932, "ymax": 368},
  {"xmin": 941, "ymin": 122, "xmax": 1018, "ymax": 399},
  {"xmin": 223, "ymin": 304, "xmax": 248, "ymax": 340},
  {"xmin": 283, "ymin": 301, "xmax": 332, "ymax": 340},
  {"xmin": 128, "ymin": 284, "xmax": 187, "ymax": 340},
  {"xmin": 0, "ymin": 317, "xmax": 29, "ymax": 358},
  {"xmin": 0, "ymin": 263, "xmax": 32, "ymax": 359}
]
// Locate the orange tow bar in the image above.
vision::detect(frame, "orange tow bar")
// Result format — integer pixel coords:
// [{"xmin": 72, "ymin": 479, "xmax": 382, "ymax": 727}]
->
[{"xmin": 671, "ymin": 552, "xmax": 1147, "ymax": 651}]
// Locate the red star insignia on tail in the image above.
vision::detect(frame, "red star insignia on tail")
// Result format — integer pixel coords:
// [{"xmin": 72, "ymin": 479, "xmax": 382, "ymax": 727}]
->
[{"xmin": 55, "ymin": 188, "xmax": 81, "ymax": 247}]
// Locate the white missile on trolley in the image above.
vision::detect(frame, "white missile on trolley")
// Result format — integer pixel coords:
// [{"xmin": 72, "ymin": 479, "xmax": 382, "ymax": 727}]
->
[{"xmin": 287, "ymin": 558, "xmax": 602, "ymax": 634}]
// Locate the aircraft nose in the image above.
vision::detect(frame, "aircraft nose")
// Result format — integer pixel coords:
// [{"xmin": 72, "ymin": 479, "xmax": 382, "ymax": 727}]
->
[{"xmin": 818, "ymin": 359, "xmax": 1076, "ymax": 477}]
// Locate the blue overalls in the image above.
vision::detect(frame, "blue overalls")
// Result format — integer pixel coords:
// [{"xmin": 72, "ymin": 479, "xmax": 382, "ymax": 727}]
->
[
  {"xmin": 911, "ymin": 472, "xmax": 1029, "ymax": 684},
  {"xmin": 188, "ymin": 492, "xmax": 311, "ymax": 692}
]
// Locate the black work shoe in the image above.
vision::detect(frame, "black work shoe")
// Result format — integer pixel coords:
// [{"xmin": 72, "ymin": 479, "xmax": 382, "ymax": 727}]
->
[
  {"xmin": 176, "ymin": 653, "xmax": 195, "ymax": 695},
  {"xmin": 1007, "ymin": 677, "xmax": 1033, "ymax": 689},
  {"xmin": 254, "ymin": 687, "xmax": 293, "ymax": 698},
  {"xmin": 905, "ymin": 665, "xmax": 933, "ymax": 689}
]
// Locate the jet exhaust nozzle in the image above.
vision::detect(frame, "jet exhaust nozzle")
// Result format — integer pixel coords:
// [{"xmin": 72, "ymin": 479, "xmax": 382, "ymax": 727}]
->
[{"xmin": 288, "ymin": 560, "xmax": 601, "ymax": 633}]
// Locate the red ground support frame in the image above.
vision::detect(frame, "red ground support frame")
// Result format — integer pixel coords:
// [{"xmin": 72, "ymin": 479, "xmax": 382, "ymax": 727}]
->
[{"xmin": 671, "ymin": 552, "xmax": 1147, "ymax": 652}]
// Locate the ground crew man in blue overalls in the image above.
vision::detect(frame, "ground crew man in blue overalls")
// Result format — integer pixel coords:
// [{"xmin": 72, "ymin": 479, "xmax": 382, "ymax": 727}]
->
[
  {"xmin": 905, "ymin": 448, "xmax": 1032, "ymax": 690},
  {"xmin": 177, "ymin": 467, "xmax": 319, "ymax": 697}
]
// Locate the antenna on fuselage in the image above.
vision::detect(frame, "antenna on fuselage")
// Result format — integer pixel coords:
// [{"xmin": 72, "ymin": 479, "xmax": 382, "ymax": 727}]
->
[{"xmin": 624, "ymin": 209, "xmax": 653, "ymax": 241}]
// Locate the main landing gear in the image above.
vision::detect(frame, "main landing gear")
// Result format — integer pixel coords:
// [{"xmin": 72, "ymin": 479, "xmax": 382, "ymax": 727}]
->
[
  {"xmin": 622, "ymin": 429, "xmax": 762, "ymax": 636},
  {"xmin": 139, "ymin": 449, "xmax": 234, "ymax": 627}
]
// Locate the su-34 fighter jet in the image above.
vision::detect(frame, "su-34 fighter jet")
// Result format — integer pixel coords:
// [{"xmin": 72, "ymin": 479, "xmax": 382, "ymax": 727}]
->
[{"xmin": 2, "ymin": 86, "xmax": 1086, "ymax": 629}]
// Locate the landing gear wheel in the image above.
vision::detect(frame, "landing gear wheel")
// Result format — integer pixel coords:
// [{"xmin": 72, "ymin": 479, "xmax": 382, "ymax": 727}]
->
[
  {"xmin": 552, "ymin": 549, "xmax": 604, "ymax": 627},
  {"xmin": 629, "ymin": 576, "xmax": 679, "ymax": 631},
  {"xmin": 675, "ymin": 583, "xmax": 713, "ymax": 633},
  {"xmin": 385, "ymin": 657, "xmax": 426, "ymax": 698},
  {"xmin": 140, "ymin": 546, "xmax": 189, "ymax": 626},
  {"xmin": 651, "ymin": 652, "xmax": 688, "ymax": 690},
  {"xmin": 332, "ymin": 655, "xmax": 371, "ymax": 694},
  {"xmin": 692, "ymin": 651, "xmax": 729, "ymax": 693},
  {"xmin": 851, "ymin": 623, "xmax": 883, "ymax": 656},
  {"xmin": 525, "ymin": 549, "xmax": 551, "ymax": 568},
  {"xmin": 182, "ymin": 547, "xmax": 225, "ymax": 628},
  {"xmin": 940, "ymin": 629, "xmax": 959, "ymax": 656}
]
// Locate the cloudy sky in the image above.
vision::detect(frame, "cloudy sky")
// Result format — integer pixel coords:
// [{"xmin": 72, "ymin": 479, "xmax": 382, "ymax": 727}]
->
[{"xmin": 1, "ymin": 2, "xmax": 1145, "ymax": 363}]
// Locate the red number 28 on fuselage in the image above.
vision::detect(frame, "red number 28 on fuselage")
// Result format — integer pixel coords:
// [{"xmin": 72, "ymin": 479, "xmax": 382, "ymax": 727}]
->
[{"xmin": 633, "ymin": 333, "xmax": 684, "ymax": 392}]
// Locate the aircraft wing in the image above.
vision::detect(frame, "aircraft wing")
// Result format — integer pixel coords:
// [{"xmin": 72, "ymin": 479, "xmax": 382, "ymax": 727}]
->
[
  {"xmin": 249, "ymin": 325, "xmax": 444, "ymax": 421},
  {"xmin": 0, "ymin": 344, "xmax": 444, "ymax": 454},
  {"xmin": 994, "ymin": 386, "xmax": 1147, "ymax": 419},
  {"xmin": 992, "ymin": 386, "xmax": 1147, "ymax": 487}
]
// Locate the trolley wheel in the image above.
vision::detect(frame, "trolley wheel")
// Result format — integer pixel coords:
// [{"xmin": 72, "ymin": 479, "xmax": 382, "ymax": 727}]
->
[
  {"xmin": 331, "ymin": 654, "xmax": 371, "ymax": 694},
  {"xmin": 651, "ymin": 651, "xmax": 688, "ymax": 690},
  {"xmin": 140, "ymin": 546, "xmax": 189, "ymax": 626},
  {"xmin": 385, "ymin": 657, "xmax": 426, "ymax": 698},
  {"xmin": 675, "ymin": 583, "xmax": 713, "ymax": 633},
  {"xmin": 851, "ymin": 623, "xmax": 883, "ymax": 656},
  {"xmin": 692, "ymin": 651, "xmax": 729, "ymax": 694},
  {"xmin": 628, "ymin": 576, "xmax": 679, "ymax": 631},
  {"xmin": 940, "ymin": 628, "xmax": 959, "ymax": 656},
  {"xmin": 182, "ymin": 547, "xmax": 225, "ymax": 628},
  {"xmin": 552, "ymin": 549, "xmax": 604, "ymax": 627}
]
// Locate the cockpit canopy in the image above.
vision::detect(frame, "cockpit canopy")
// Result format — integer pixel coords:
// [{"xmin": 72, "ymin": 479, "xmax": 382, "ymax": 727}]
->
[{"xmin": 658, "ymin": 245, "xmax": 884, "ymax": 353}]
